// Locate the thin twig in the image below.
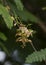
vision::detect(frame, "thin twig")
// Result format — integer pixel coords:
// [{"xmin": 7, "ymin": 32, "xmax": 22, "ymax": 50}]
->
[{"xmin": 28, "ymin": 40, "xmax": 37, "ymax": 51}]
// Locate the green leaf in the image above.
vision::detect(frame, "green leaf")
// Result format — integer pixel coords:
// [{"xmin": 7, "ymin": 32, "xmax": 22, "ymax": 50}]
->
[
  {"xmin": 14, "ymin": 0, "xmax": 24, "ymax": 11},
  {"xmin": 0, "ymin": 32, "xmax": 7, "ymax": 41},
  {"xmin": 7, "ymin": 1, "xmax": 18, "ymax": 18},
  {"xmin": 25, "ymin": 48, "xmax": 46, "ymax": 63},
  {"xmin": 15, "ymin": 8, "xmax": 40, "ymax": 23},
  {"xmin": 7, "ymin": 1, "xmax": 40, "ymax": 23},
  {"xmin": 0, "ymin": 4, "xmax": 13, "ymax": 29}
]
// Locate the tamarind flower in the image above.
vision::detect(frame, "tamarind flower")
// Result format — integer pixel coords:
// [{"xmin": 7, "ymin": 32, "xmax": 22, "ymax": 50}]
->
[
  {"xmin": 16, "ymin": 24, "xmax": 33, "ymax": 48},
  {"xmin": 16, "ymin": 24, "xmax": 33, "ymax": 37},
  {"xmin": 16, "ymin": 37, "xmax": 32, "ymax": 48}
]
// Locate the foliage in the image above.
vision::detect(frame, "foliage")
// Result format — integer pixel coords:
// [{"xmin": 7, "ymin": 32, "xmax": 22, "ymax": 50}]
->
[
  {"xmin": 26, "ymin": 48, "xmax": 46, "ymax": 63},
  {"xmin": 0, "ymin": 0, "xmax": 46, "ymax": 65},
  {"xmin": 0, "ymin": 4, "xmax": 13, "ymax": 29}
]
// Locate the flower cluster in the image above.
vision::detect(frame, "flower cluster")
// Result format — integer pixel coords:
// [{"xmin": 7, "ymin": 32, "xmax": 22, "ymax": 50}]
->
[{"xmin": 16, "ymin": 24, "xmax": 33, "ymax": 48}]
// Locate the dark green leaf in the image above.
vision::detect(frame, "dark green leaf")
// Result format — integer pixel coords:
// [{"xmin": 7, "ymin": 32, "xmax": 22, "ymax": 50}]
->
[
  {"xmin": 14, "ymin": 0, "xmax": 24, "ymax": 11},
  {"xmin": 0, "ymin": 4, "xmax": 13, "ymax": 29}
]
